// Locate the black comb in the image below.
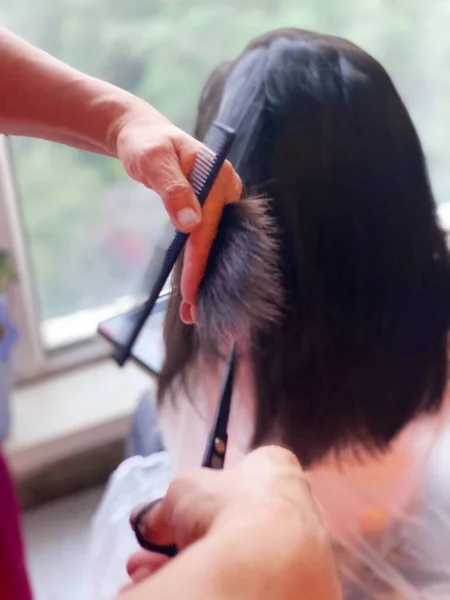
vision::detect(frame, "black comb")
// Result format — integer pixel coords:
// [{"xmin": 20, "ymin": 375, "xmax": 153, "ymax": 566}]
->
[{"xmin": 115, "ymin": 122, "xmax": 236, "ymax": 366}]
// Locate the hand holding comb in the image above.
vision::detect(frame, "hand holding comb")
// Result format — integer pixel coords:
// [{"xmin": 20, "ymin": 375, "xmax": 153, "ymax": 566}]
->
[{"xmin": 115, "ymin": 122, "xmax": 236, "ymax": 367}]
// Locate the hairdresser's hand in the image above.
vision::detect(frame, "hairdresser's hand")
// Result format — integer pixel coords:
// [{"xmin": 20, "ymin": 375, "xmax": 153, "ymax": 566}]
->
[
  {"xmin": 113, "ymin": 106, "xmax": 242, "ymax": 310},
  {"xmin": 0, "ymin": 29, "xmax": 240, "ymax": 313},
  {"xmin": 125, "ymin": 447, "xmax": 340, "ymax": 600}
]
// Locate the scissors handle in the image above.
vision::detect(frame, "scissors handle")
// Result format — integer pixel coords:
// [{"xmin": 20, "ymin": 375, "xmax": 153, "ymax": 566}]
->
[
  {"xmin": 132, "ymin": 439, "xmax": 227, "ymax": 558},
  {"xmin": 133, "ymin": 499, "xmax": 178, "ymax": 558}
]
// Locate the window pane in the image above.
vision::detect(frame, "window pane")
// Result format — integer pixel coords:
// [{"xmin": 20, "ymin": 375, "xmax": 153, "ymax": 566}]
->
[{"xmin": 2, "ymin": 0, "xmax": 450, "ymax": 348}]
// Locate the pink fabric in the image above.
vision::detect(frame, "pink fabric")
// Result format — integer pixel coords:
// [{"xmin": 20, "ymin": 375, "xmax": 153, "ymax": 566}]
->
[{"xmin": 0, "ymin": 449, "xmax": 32, "ymax": 600}]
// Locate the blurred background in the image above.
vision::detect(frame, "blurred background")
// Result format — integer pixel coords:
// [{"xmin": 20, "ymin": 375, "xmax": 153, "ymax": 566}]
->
[
  {"xmin": 0, "ymin": 0, "xmax": 449, "ymax": 598},
  {"xmin": 1, "ymin": 0, "xmax": 450, "ymax": 344}
]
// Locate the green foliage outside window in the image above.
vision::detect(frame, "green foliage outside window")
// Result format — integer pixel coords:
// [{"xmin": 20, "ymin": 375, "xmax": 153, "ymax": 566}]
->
[{"xmin": 1, "ymin": 0, "xmax": 449, "ymax": 319}]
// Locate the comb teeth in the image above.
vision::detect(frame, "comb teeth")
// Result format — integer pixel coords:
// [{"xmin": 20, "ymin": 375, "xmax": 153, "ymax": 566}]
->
[
  {"xmin": 188, "ymin": 121, "xmax": 236, "ymax": 206},
  {"xmin": 189, "ymin": 148, "xmax": 216, "ymax": 196}
]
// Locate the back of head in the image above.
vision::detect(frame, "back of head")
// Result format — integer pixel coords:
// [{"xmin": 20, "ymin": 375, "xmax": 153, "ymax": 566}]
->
[{"xmin": 159, "ymin": 28, "xmax": 450, "ymax": 467}]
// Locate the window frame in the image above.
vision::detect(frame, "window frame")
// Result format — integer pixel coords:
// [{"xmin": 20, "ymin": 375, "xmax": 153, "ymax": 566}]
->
[{"xmin": 0, "ymin": 135, "xmax": 112, "ymax": 383}]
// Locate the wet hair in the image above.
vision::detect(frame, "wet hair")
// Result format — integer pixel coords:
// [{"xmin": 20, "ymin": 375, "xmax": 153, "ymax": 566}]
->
[{"xmin": 158, "ymin": 28, "xmax": 450, "ymax": 467}]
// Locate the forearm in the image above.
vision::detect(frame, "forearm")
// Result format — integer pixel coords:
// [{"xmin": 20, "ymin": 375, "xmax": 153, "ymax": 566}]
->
[
  {"xmin": 121, "ymin": 505, "xmax": 340, "ymax": 600},
  {"xmin": 0, "ymin": 28, "xmax": 165, "ymax": 156}
]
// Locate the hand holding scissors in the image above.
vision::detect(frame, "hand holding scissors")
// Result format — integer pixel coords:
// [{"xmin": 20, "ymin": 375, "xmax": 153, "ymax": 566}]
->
[{"xmin": 131, "ymin": 341, "xmax": 237, "ymax": 557}]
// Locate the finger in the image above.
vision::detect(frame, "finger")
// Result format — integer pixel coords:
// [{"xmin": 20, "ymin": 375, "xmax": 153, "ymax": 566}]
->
[
  {"xmin": 130, "ymin": 501, "xmax": 176, "ymax": 548},
  {"xmin": 119, "ymin": 581, "xmax": 135, "ymax": 594},
  {"xmin": 219, "ymin": 159, "xmax": 242, "ymax": 204},
  {"xmin": 179, "ymin": 300, "xmax": 194, "ymax": 324},
  {"xmin": 138, "ymin": 142, "xmax": 203, "ymax": 232},
  {"xmin": 246, "ymin": 446, "xmax": 302, "ymax": 470},
  {"xmin": 130, "ymin": 566, "xmax": 152, "ymax": 584},
  {"xmin": 181, "ymin": 228, "xmax": 216, "ymax": 306},
  {"xmin": 180, "ymin": 177, "xmax": 225, "ymax": 304},
  {"xmin": 127, "ymin": 550, "xmax": 169, "ymax": 580},
  {"xmin": 140, "ymin": 147, "xmax": 240, "ymax": 234},
  {"xmin": 176, "ymin": 133, "xmax": 241, "ymax": 207}
]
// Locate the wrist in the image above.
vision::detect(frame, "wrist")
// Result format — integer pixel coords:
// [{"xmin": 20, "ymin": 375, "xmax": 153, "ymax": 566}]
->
[
  {"xmin": 104, "ymin": 91, "xmax": 170, "ymax": 158},
  {"xmin": 80, "ymin": 80, "xmax": 144, "ymax": 157},
  {"xmin": 205, "ymin": 502, "xmax": 340, "ymax": 600}
]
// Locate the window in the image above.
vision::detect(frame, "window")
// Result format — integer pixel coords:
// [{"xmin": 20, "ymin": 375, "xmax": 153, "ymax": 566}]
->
[{"xmin": 1, "ymin": 0, "xmax": 450, "ymax": 381}]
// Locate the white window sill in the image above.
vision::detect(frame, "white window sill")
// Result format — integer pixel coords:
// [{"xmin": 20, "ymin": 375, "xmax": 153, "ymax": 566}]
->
[
  {"xmin": 41, "ymin": 295, "xmax": 140, "ymax": 351},
  {"xmin": 5, "ymin": 359, "xmax": 153, "ymax": 480}
]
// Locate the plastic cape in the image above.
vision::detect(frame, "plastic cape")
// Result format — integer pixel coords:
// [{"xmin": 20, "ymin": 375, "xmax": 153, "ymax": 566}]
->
[{"xmin": 90, "ymin": 411, "xmax": 450, "ymax": 599}]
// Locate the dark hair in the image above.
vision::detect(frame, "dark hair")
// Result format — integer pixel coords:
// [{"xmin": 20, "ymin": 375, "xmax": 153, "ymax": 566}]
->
[{"xmin": 158, "ymin": 28, "xmax": 450, "ymax": 467}]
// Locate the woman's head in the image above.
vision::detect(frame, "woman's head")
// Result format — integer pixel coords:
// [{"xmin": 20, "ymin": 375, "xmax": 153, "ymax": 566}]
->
[{"xmin": 159, "ymin": 28, "xmax": 450, "ymax": 467}]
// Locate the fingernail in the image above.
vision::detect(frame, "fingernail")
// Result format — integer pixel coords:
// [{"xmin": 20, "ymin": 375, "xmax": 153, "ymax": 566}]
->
[
  {"xmin": 188, "ymin": 304, "xmax": 196, "ymax": 324},
  {"xmin": 176, "ymin": 208, "xmax": 201, "ymax": 230},
  {"xmin": 130, "ymin": 566, "xmax": 151, "ymax": 584},
  {"xmin": 230, "ymin": 173, "xmax": 243, "ymax": 203},
  {"xmin": 130, "ymin": 503, "xmax": 150, "ymax": 533},
  {"xmin": 130, "ymin": 500, "xmax": 162, "ymax": 534}
]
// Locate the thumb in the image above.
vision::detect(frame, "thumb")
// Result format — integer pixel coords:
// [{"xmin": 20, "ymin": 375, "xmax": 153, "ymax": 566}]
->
[
  {"xmin": 130, "ymin": 469, "xmax": 224, "ymax": 551},
  {"xmin": 137, "ymin": 142, "xmax": 203, "ymax": 233},
  {"xmin": 126, "ymin": 549, "xmax": 170, "ymax": 583}
]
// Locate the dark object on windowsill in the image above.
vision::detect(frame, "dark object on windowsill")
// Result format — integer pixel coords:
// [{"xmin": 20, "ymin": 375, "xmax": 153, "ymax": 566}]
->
[{"xmin": 97, "ymin": 292, "xmax": 168, "ymax": 378}]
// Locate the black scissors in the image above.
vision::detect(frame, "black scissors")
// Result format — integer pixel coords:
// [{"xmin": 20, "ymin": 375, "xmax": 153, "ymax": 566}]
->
[
  {"xmin": 132, "ymin": 341, "xmax": 237, "ymax": 557},
  {"xmin": 121, "ymin": 121, "xmax": 237, "ymax": 556}
]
